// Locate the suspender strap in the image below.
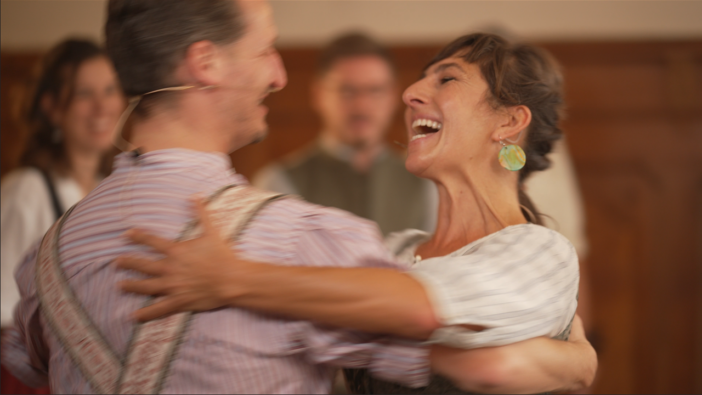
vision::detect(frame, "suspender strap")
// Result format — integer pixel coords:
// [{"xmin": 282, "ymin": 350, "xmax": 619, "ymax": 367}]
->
[
  {"xmin": 35, "ymin": 205, "xmax": 121, "ymax": 394},
  {"xmin": 36, "ymin": 185, "xmax": 288, "ymax": 394},
  {"xmin": 37, "ymin": 169, "xmax": 64, "ymax": 221},
  {"xmin": 117, "ymin": 185, "xmax": 287, "ymax": 394}
]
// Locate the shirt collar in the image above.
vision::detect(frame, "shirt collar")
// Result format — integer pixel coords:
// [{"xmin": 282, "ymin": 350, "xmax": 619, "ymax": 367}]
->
[{"xmin": 114, "ymin": 148, "xmax": 235, "ymax": 175}]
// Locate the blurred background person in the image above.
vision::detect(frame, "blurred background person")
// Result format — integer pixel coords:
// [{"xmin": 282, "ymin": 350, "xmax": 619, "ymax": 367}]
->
[
  {"xmin": 1, "ymin": 38, "xmax": 124, "ymax": 331},
  {"xmin": 254, "ymin": 33, "xmax": 437, "ymax": 235}
]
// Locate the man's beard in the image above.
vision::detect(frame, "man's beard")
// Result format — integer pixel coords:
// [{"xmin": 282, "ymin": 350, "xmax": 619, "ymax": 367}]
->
[
  {"xmin": 227, "ymin": 126, "xmax": 268, "ymax": 154},
  {"xmin": 249, "ymin": 126, "xmax": 268, "ymax": 145}
]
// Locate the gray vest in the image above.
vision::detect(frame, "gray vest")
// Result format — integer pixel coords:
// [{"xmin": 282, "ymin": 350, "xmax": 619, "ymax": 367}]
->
[{"xmin": 284, "ymin": 146, "xmax": 429, "ymax": 235}]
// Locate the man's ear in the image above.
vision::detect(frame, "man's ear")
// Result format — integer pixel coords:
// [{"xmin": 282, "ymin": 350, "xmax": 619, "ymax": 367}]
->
[
  {"xmin": 491, "ymin": 105, "xmax": 532, "ymax": 143},
  {"xmin": 183, "ymin": 40, "xmax": 222, "ymax": 87}
]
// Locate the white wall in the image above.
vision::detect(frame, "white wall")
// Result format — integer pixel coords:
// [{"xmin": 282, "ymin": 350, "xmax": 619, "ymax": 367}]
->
[
  {"xmin": 1, "ymin": 0, "xmax": 107, "ymax": 50},
  {"xmin": 2, "ymin": 0, "xmax": 702, "ymax": 51}
]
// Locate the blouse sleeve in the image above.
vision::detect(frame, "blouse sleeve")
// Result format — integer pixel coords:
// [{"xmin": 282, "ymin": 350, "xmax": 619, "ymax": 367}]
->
[
  {"xmin": 409, "ymin": 224, "xmax": 579, "ymax": 349},
  {"xmin": 1, "ymin": 169, "xmax": 54, "ymax": 327}
]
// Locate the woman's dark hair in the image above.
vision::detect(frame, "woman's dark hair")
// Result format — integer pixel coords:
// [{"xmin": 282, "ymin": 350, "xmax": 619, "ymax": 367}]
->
[
  {"xmin": 427, "ymin": 33, "xmax": 565, "ymax": 225},
  {"xmin": 20, "ymin": 38, "xmax": 113, "ymax": 175}
]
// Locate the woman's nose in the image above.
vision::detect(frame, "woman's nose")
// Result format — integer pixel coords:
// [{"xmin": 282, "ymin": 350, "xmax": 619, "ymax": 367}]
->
[{"xmin": 402, "ymin": 80, "xmax": 427, "ymax": 107}]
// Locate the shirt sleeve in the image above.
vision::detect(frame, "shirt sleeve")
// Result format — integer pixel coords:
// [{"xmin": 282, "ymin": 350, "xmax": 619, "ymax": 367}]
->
[
  {"xmin": 298, "ymin": 323, "xmax": 430, "ymax": 388},
  {"xmin": 410, "ymin": 224, "xmax": 580, "ymax": 349},
  {"xmin": 292, "ymin": 207, "xmax": 429, "ymax": 387},
  {"xmin": 0, "ymin": 244, "xmax": 50, "ymax": 387}
]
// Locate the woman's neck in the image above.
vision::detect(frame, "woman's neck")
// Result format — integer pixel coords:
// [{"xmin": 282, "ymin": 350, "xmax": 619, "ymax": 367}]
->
[
  {"xmin": 62, "ymin": 146, "xmax": 102, "ymax": 196},
  {"xmin": 417, "ymin": 168, "xmax": 526, "ymax": 259}
]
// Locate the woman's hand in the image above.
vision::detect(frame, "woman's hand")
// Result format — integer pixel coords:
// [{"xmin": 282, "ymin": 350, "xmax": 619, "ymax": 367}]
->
[{"xmin": 115, "ymin": 198, "xmax": 253, "ymax": 321}]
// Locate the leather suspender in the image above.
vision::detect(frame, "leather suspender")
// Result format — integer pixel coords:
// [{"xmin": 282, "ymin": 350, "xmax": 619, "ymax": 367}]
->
[{"xmin": 37, "ymin": 169, "xmax": 64, "ymax": 221}]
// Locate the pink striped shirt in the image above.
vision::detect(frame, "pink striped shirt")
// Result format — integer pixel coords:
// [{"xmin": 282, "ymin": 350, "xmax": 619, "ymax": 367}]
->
[{"xmin": 1, "ymin": 149, "xmax": 429, "ymax": 394}]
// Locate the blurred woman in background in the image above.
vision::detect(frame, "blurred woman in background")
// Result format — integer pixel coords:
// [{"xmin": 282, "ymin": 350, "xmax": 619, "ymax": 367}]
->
[{"xmin": 1, "ymin": 39, "xmax": 124, "ymax": 330}]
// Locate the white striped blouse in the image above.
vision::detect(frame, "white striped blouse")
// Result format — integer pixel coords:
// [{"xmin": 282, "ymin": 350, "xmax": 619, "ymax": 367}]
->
[{"xmin": 386, "ymin": 226, "xmax": 579, "ymax": 349}]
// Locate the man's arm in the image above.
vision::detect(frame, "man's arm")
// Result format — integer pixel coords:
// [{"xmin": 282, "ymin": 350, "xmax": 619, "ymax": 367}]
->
[
  {"xmin": 299, "ymin": 324, "xmax": 431, "ymax": 389},
  {"xmin": 116, "ymin": 199, "xmax": 441, "ymax": 339}
]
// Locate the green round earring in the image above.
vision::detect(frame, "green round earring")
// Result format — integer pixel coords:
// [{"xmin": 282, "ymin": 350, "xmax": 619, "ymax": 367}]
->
[{"xmin": 498, "ymin": 140, "xmax": 526, "ymax": 171}]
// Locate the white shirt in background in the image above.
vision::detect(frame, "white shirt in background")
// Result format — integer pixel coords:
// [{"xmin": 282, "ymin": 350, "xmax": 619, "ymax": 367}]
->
[{"xmin": 1, "ymin": 168, "xmax": 84, "ymax": 326}]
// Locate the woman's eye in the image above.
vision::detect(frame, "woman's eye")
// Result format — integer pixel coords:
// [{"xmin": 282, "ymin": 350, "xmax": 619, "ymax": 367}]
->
[{"xmin": 440, "ymin": 76, "xmax": 456, "ymax": 84}]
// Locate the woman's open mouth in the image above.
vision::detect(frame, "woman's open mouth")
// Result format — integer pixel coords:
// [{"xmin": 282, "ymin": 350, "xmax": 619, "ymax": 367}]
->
[{"xmin": 410, "ymin": 118, "xmax": 442, "ymax": 142}]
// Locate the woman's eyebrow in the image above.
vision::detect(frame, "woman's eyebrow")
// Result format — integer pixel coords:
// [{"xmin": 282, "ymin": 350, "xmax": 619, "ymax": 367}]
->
[
  {"xmin": 434, "ymin": 62, "xmax": 464, "ymax": 74},
  {"xmin": 421, "ymin": 62, "xmax": 465, "ymax": 79}
]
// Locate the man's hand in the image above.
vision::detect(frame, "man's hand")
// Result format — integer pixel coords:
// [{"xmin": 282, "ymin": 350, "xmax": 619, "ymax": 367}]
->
[{"xmin": 115, "ymin": 198, "xmax": 249, "ymax": 321}]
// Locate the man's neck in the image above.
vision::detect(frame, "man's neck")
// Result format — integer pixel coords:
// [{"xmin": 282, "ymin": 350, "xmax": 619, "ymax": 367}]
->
[{"xmin": 130, "ymin": 107, "xmax": 229, "ymax": 154}]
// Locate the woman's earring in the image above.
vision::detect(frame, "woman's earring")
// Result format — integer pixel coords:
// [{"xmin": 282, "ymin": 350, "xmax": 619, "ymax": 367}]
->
[{"xmin": 498, "ymin": 139, "xmax": 526, "ymax": 171}]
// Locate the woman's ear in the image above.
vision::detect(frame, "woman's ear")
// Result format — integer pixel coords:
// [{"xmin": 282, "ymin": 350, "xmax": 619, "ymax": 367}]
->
[{"xmin": 492, "ymin": 105, "xmax": 532, "ymax": 143}]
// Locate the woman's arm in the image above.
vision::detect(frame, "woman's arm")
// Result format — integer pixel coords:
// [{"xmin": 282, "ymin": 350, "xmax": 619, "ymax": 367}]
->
[{"xmin": 431, "ymin": 316, "xmax": 597, "ymax": 394}]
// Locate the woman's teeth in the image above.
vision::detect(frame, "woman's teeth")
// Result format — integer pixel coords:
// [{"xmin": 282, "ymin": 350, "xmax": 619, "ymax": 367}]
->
[{"xmin": 411, "ymin": 119, "xmax": 442, "ymax": 142}]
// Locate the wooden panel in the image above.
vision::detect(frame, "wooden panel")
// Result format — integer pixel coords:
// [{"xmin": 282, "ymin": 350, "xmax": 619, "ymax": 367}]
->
[
  {"xmin": 696, "ymin": 180, "xmax": 702, "ymax": 393},
  {"xmin": 580, "ymin": 169, "xmax": 654, "ymax": 393},
  {"xmin": 0, "ymin": 53, "xmax": 41, "ymax": 178},
  {"xmin": 2, "ymin": 40, "xmax": 701, "ymax": 393}
]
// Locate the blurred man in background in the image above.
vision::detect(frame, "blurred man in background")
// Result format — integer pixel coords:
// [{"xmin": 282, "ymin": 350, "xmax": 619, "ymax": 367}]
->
[{"xmin": 254, "ymin": 33, "xmax": 437, "ymax": 235}]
